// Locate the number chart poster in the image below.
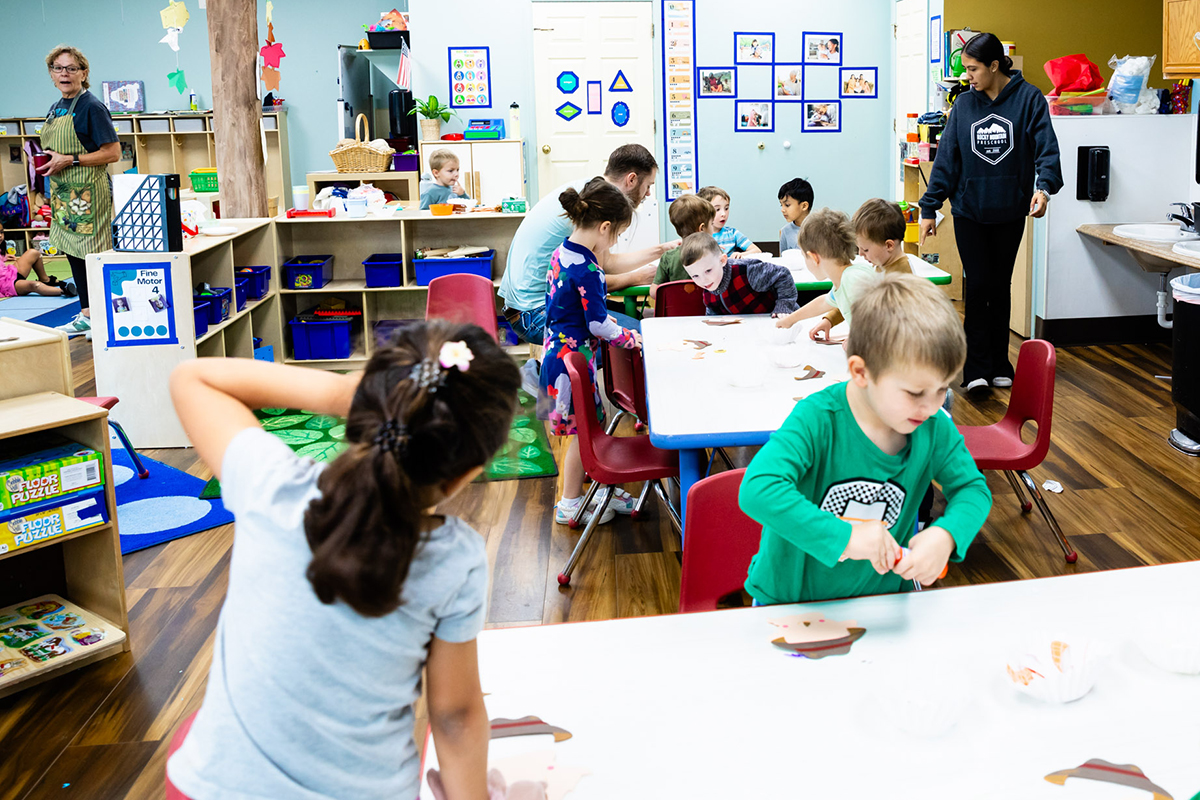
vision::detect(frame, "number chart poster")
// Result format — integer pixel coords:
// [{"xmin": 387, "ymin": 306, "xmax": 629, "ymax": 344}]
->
[
  {"xmin": 103, "ymin": 262, "xmax": 178, "ymax": 347},
  {"xmin": 449, "ymin": 47, "xmax": 492, "ymax": 108},
  {"xmin": 662, "ymin": 0, "xmax": 698, "ymax": 201}
]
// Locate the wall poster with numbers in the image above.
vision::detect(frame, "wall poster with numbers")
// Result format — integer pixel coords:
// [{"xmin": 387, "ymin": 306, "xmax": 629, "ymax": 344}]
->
[{"xmin": 662, "ymin": 0, "xmax": 698, "ymax": 201}]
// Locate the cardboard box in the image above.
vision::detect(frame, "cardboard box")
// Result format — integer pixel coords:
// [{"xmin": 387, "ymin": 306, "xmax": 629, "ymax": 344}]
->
[
  {"xmin": 0, "ymin": 487, "xmax": 108, "ymax": 555},
  {"xmin": 0, "ymin": 437, "xmax": 105, "ymax": 514}
]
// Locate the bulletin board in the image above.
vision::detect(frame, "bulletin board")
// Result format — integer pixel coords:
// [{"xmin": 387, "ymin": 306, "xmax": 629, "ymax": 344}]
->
[
  {"xmin": 102, "ymin": 262, "xmax": 178, "ymax": 348},
  {"xmin": 662, "ymin": 0, "xmax": 698, "ymax": 201},
  {"xmin": 448, "ymin": 46, "xmax": 492, "ymax": 108}
]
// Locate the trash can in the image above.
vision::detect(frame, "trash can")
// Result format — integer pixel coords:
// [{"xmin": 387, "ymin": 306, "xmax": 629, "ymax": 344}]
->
[{"xmin": 1170, "ymin": 273, "xmax": 1200, "ymax": 455}]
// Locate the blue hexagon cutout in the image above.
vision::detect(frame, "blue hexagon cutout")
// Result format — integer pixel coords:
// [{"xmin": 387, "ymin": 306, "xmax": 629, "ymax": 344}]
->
[
  {"xmin": 556, "ymin": 102, "xmax": 582, "ymax": 121},
  {"xmin": 557, "ymin": 71, "xmax": 580, "ymax": 94}
]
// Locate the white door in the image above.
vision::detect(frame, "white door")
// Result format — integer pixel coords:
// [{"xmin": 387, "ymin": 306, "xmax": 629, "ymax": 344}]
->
[
  {"xmin": 470, "ymin": 141, "xmax": 525, "ymax": 206},
  {"xmin": 531, "ymin": 2, "xmax": 656, "ymax": 198},
  {"xmin": 894, "ymin": 0, "xmax": 928, "ymax": 198}
]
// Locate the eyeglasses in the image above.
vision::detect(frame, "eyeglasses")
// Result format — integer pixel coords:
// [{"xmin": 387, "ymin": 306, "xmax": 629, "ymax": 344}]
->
[{"xmin": 50, "ymin": 66, "xmax": 81, "ymax": 74}]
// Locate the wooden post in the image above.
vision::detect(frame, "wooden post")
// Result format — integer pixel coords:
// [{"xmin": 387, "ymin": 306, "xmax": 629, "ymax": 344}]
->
[{"xmin": 207, "ymin": 0, "xmax": 268, "ymax": 218}]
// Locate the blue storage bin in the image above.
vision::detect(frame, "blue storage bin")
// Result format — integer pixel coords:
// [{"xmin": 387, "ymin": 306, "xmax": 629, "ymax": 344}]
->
[
  {"xmin": 194, "ymin": 288, "xmax": 231, "ymax": 323},
  {"xmin": 412, "ymin": 249, "xmax": 494, "ymax": 287},
  {"xmin": 289, "ymin": 315, "xmax": 352, "ymax": 360},
  {"xmin": 238, "ymin": 265, "xmax": 271, "ymax": 299},
  {"xmin": 363, "ymin": 253, "xmax": 404, "ymax": 288},
  {"xmin": 193, "ymin": 300, "xmax": 210, "ymax": 338},
  {"xmin": 284, "ymin": 255, "xmax": 334, "ymax": 290},
  {"xmin": 235, "ymin": 278, "xmax": 249, "ymax": 312}
]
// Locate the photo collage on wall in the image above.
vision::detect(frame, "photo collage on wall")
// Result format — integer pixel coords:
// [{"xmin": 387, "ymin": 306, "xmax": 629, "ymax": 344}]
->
[{"xmin": 693, "ymin": 30, "xmax": 881, "ymax": 137}]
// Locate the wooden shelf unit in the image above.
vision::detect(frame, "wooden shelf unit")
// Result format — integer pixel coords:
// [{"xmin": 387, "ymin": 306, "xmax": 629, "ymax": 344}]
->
[
  {"xmin": 306, "ymin": 171, "xmax": 419, "ymax": 209},
  {"xmin": 0, "ymin": 392, "xmax": 129, "ymax": 699},
  {"xmin": 417, "ymin": 139, "xmax": 526, "ymax": 207},
  {"xmin": 1164, "ymin": 0, "xmax": 1200, "ymax": 78}
]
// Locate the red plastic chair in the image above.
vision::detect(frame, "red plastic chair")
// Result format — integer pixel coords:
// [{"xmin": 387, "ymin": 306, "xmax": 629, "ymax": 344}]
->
[
  {"xmin": 678, "ymin": 469, "xmax": 763, "ymax": 613},
  {"xmin": 956, "ymin": 339, "xmax": 1076, "ymax": 563},
  {"xmin": 654, "ymin": 280, "xmax": 706, "ymax": 317},
  {"xmin": 559, "ymin": 350, "xmax": 681, "ymax": 586},
  {"xmin": 75, "ymin": 396, "xmax": 149, "ymax": 479},
  {"xmin": 425, "ymin": 273, "xmax": 498, "ymax": 341},
  {"xmin": 600, "ymin": 340, "xmax": 648, "ymax": 434},
  {"xmin": 165, "ymin": 710, "xmax": 199, "ymax": 799}
]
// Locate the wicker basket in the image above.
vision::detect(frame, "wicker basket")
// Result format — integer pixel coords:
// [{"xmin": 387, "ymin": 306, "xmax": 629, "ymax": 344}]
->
[{"xmin": 329, "ymin": 114, "xmax": 395, "ymax": 173}]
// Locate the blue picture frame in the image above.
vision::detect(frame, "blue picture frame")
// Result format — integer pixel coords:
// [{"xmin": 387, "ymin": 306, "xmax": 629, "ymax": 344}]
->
[
  {"xmin": 103, "ymin": 261, "xmax": 179, "ymax": 348},
  {"xmin": 733, "ymin": 32, "xmax": 774, "ymax": 65},
  {"xmin": 697, "ymin": 67, "xmax": 736, "ymax": 98},
  {"xmin": 802, "ymin": 31, "xmax": 843, "ymax": 66},
  {"xmin": 802, "ymin": 100, "xmax": 841, "ymax": 133},
  {"xmin": 772, "ymin": 63, "xmax": 804, "ymax": 102},
  {"xmin": 448, "ymin": 46, "xmax": 493, "ymax": 109},
  {"xmin": 839, "ymin": 67, "xmax": 878, "ymax": 99},
  {"xmin": 930, "ymin": 15, "xmax": 943, "ymax": 63},
  {"xmin": 734, "ymin": 100, "xmax": 774, "ymax": 133}
]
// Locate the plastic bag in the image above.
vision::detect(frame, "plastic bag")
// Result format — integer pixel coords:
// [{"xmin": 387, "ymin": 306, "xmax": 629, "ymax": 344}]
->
[
  {"xmin": 1044, "ymin": 54, "xmax": 1103, "ymax": 95},
  {"xmin": 1173, "ymin": 273, "xmax": 1200, "ymax": 305},
  {"xmin": 1108, "ymin": 54, "xmax": 1156, "ymax": 111}
]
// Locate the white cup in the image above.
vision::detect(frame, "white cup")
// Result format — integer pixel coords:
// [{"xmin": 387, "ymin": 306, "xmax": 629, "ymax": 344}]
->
[{"xmin": 293, "ymin": 185, "xmax": 310, "ymax": 212}]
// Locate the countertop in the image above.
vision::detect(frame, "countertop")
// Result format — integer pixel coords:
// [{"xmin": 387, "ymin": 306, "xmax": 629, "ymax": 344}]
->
[{"xmin": 1077, "ymin": 223, "xmax": 1200, "ymax": 270}]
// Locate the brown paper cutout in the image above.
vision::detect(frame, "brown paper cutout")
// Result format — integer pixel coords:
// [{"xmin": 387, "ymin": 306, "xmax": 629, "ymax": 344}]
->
[
  {"xmin": 768, "ymin": 613, "xmax": 866, "ymax": 659},
  {"xmin": 794, "ymin": 365, "xmax": 825, "ymax": 381},
  {"xmin": 1045, "ymin": 759, "xmax": 1173, "ymax": 799},
  {"xmin": 814, "ymin": 337, "xmax": 846, "ymax": 345},
  {"xmin": 490, "ymin": 715, "xmax": 573, "ymax": 743},
  {"xmin": 702, "ymin": 318, "xmax": 742, "ymax": 326},
  {"xmin": 261, "ymin": 66, "xmax": 281, "ymax": 92}
]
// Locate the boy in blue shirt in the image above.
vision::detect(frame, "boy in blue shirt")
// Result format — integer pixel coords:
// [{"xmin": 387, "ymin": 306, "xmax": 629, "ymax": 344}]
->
[
  {"xmin": 419, "ymin": 150, "xmax": 471, "ymax": 210},
  {"xmin": 699, "ymin": 185, "xmax": 761, "ymax": 257},
  {"xmin": 777, "ymin": 178, "xmax": 813, "ymax": 252}
]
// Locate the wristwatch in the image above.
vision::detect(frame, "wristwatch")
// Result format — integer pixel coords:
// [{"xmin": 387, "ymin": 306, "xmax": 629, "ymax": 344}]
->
[{"xmin": 72, "ymin": 155, "xmax": 80, "ymax": 167}]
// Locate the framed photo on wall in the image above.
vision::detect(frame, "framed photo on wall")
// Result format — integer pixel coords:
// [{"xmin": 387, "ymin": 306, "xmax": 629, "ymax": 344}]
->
[
  {"xmin": 803, "ymin": 32, "xmax": 843, "ymax": 65},
  {"xmin": 697, "ymin": 67, "xmax": 737, "ymax": 98},
  {"xmin": 773, "ymin": 65, "xmax": 804, "ymax": 101},
  {"xmin": 802, "ymin": 100, "xmax": 841, "ymax": 132},
  {"xmin": 734, "ymin": 32, "xmax": 774, "ymax": 65},
  {"xmin": 839, "ymin": 67, "xmax": 878, "ymax": 98},
  {"xmin": 735, "ymin": 100, "xmax": 773, "ymax": 132}
]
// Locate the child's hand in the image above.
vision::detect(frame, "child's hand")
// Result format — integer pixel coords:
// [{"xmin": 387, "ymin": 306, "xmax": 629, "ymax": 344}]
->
[
  {"xmin": 894, "ymin": 526, "xmax": 955, "ymax": 585},
  {"xmin": 774, "ymin": 313, "xmax": 795, "ymax": 329},
  {"xmin": 841, "ymin": 520, "xmax": 903, "ymax": 575},
  {"xmin": 452, "ymin": 180, "xmax": 466, "ymax": 196},
  {"xmin": 808, "ymin": 318, "xmax": 832, "ymax": 341}
]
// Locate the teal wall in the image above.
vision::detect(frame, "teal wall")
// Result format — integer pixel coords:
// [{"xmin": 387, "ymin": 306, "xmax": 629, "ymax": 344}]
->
[{"xmin": 0, "ymin": 0, "xmax": 407, "ymax": 188}]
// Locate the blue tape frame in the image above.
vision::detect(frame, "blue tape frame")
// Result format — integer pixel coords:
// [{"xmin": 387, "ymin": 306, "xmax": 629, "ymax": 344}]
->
[
  {"xmin": 839, "ymin": 67, "xmax": 878, "ymax": 99},
  {"xmin": 586, "ymin": 80, "xmax": 602, "ymax": 114},
  {"xmin": 930, "ymin": 15, "xmax": 943, "ymax": 63},
  {"xmin": 733, "ymin": 31, "xmax": 774, "ymax": 65},
  {"xmin": 555, "ymin": 101, "xmax": 582, "ymax": 121},
  {"xmin": 696, "ymin": 66, "xmax": 736, "ymax": 99},
  {"xmin": 448, "ymin": 46, "xmax": 493, "ymax": 109},
  {"xmin": 802, "ymin": 99, "xmax": 842, "ymax": 133},
  {"xmin": 557, "ymin": 70, "xmax": 579, "ymax": 94},
  {"xmin": 772, "ymin": 63, "xmax": 804, "ymax": 102},
  {"xmin": 802, "ymin": 31, "xmax": 843, "ymax": 66},
  {"xmin": 662, "ymin": 0, "xmax": 699, "ymax": 202},
  {"xmin": 103, "ymin": 261, "xmax": 179, "ymax": 348},
  {"xmin": 609, "ymin": 69, "xmax": 633, "ymax": 93},
  {"xmin": 734, "ymin": 100, "xmax": 774, "ymax": 133},
  {"xmin": 611, "ymin": 101, "xmax": 630, "ymax": 127}
]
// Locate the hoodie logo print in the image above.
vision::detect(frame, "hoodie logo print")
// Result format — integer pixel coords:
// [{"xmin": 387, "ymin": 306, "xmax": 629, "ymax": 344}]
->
[{"xmin": 971, "ymin": 113, "xmax": 1014, "ymax": 165}]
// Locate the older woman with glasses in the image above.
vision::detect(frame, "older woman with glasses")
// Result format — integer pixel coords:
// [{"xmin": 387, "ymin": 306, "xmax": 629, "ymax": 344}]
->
[{"xmin": 35, "ymin": 45, "xmax": 121, "ymax": 340}]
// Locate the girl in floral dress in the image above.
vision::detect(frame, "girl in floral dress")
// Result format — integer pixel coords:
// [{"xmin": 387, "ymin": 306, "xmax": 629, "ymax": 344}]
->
[{"xmin": 538, "ymin": 177, "xmax": 641, "ymax": 525}]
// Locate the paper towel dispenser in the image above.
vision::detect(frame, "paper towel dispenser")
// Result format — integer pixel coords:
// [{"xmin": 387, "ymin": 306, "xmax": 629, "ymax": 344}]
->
[{"xmin": 1076, "ymin": 146, "xmax": 1109, "ymax": 202}]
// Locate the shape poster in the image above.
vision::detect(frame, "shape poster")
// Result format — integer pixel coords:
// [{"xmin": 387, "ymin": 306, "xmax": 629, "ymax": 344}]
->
[
  {"xmin": 103, "ymin": 262, "xmax": 178, "ymax": 347},
  {"xmin": 449, "ymin": 47, "xmax": 491, "ymax": 108},
  {"xmin": 662, "ymin": 0, "xmax": 697, "ymax": 201}
]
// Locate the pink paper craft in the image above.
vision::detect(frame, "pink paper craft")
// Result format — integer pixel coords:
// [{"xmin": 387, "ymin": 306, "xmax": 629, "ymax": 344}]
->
[
  {"xmin": 260, "ymin": 42, "xmax": 286, "ymax": 69},
  {"xmin": 767, "ymin": 613, "xmax": 866, "ymax": 658},
  {"xmin": 489, "ymin": 750, "xmax": 590, "ymax": 800}
]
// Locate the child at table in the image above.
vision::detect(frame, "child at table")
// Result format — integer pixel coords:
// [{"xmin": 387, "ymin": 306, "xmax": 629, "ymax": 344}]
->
[
  {"xmin": 650, "ymin": 193, "xmax": 716, "ymax": 304},
  {"xmin": 539, "ymin": 177, "xmax": 642, "ymax": 525},
  {"xmin": 773, "ymin": 208, "xmax": 875, "ymax": 339},
  {"xmin": 420, "ymin": 149, "xmax": 471, "ymax": 210},
  {"xmin": 699, "ymin": 185, "xmax": 761, "ymax": 257},
  {"xmin": 741, "ymin": 273, "xmax": 992, "ymax": 603},
  {"xmin": 165, "ymin": 321, "xmax": 519, "ymax": 800},
  {"xmin": 680, "ymin": 232, "xmax": 798, "ymax": 316},
  {"xmin": 778, "ymin": 178, "xmax": 814, "ymax": 253},
  {"xmin": 807, "ymin": 199, "xmax": 915, "ymax": 342}
]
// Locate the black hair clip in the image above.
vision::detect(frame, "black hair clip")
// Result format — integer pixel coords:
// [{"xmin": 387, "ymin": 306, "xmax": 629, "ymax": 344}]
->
[{"xmin": 373, "ymin": 419, "xmax": 409, "ymax": 454}]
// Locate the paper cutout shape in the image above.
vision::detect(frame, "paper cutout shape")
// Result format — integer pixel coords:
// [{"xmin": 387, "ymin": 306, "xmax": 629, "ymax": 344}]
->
[
  {"xmin": 265, "ymin": 0, "xmax": 273, "ymax": 23},
  {"xmin": 491, "ymin": 750, "xmax": 590, "ymax": 800},
  {"xmin": 587, "ymin": 81, "xmax": 602, "ymax": 114},
  {"xmin": 260, "ymin": 41, "xmax": 286, "ymax": 69},
  {"xmin": 815, "ymin": 337, "xmax": 847, "ymax": 345},
  {"xmin": 267, "ymin": 22, "xmax": 275, "ymax": 44},
  {"xmin": 768, "ymin": 613, "xmax": 866, "ymax": 658},
  {"xmin": 795, "ymin": 365, "xmax": 825, "ymax": 381},
  {"xmin": 261, "ymin": 66, "xmax": 281, "ymax": 92},
  {"xmin": 1045, "ymin": 759, "xmax": 1173, "ymax": 799},
  {"xmin": 1006, "ymin": 639, "xmax": 1096, "ymax": 703},
  {"xmin": 683, "ymin": 339, "xmax": 711, "ymax": 349},
  {"xmin": 555, "ymin": 102, "xmax": 581, "ymax": 121},
  {"xmin": 490, "ymin": 716, "xmax": 573, "ymax": 743},
  {"xmin": 557, "ymin": 71, "xmax": 579, "ymax": 94},
  {"xmin": 701, "ymin": 317, "xmax": 741, "ymax": 326},
  {"xmin": 160, "ymin": 0, "xmax": 189, "ymax": 29},
  {"xmin": 610, "ymin": 69, "xmax": 632, "ymax": 92},
  {"xmin": 168, "ymin": 68, "xmax": 188, "ymax": 94},
  {"xmin": 611, "ymin": 101, "xmax": 630, "ymax": 127},
  {"xmin": 159, "ymin": 27, "xmax": 181, "ymax": 52}
]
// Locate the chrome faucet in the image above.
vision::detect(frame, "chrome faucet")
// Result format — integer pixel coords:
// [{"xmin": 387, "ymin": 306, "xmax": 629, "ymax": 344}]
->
[{"xmin": 1168, "ymin": 203, "xmax": 1197, "ymax": 232}]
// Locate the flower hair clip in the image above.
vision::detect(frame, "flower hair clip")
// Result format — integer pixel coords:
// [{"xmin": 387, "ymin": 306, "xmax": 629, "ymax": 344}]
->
[
  {"xmin": 411, "ymin": 342, "xmax": 474, "ymax": 393},
  {"xmin": 439, "ymin": 341, "xmax": 474, "ymax": 372}
]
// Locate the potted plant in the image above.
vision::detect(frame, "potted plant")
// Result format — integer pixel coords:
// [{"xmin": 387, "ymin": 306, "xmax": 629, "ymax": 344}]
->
[{"xmin": 410, "ymin": 95, "xmax": 457, "ymax": 142}]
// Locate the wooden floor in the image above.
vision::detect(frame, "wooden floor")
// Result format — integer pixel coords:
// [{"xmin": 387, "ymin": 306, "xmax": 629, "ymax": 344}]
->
[{"xmin": 3, "ymin": 333, "xmax": 1199, "ymax": 798}]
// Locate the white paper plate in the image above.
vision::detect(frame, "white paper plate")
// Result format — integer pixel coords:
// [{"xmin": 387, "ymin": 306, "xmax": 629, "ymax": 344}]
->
[{"xmin": 198, "ymin": 226, "xmax": 237, "ymax": 236}]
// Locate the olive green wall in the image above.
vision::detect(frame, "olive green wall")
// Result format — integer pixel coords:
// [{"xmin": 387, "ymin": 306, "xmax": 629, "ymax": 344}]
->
[{"xmin": 945, "ymin": 0, "xmax": 1166, "ymax": 94}]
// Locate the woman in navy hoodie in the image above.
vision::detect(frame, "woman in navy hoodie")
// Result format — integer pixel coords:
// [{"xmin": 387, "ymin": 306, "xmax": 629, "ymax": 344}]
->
[{"xmin": 919, "ymin": 33, "xmax": 1062, "ymax": 393}]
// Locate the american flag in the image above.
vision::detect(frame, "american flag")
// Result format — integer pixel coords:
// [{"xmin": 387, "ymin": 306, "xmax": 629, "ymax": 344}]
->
[{"xmin": 396, "ymin": 38, "xmax": 412, "ymax": 91}]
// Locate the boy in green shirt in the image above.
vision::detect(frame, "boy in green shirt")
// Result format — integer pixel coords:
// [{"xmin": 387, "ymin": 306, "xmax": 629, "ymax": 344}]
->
[
  {"xmin": 649, "ymin": 193, "xmax": 716, "ymax": 307},
  {"xmin": 741, "ymin": 272, "xmax": 991, "ymax": 603}
]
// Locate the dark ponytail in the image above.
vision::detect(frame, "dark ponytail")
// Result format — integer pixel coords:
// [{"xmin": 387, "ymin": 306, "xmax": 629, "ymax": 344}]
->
[
  {"xmin": 962, "ymin": 33, "xmax": 1013, "ymax": 76},
  {"xmin": 559, "ymin": 176, "xmax": 633, "ymax": 231},
  {"xmin": 303, "ymin": 320, "xmax": 519, "ymax": 617}
]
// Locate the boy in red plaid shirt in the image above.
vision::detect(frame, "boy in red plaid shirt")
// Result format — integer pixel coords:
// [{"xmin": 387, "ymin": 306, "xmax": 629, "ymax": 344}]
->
[{"xmin": 681, "ymin": 232, "xmax": 798, "ymax": 316}]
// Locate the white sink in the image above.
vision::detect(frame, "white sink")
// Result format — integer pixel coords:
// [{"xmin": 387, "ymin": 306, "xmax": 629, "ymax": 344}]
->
[
  {"xmin": 1113, "ymin": 224, "xmax": 1200, "ymax": 243},
  {"xmin": 1173, "ymin": 241, "xmax": 1200, "ymax": 258}
]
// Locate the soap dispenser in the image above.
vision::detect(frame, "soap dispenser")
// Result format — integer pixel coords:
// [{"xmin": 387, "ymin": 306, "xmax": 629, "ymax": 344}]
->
[{"xmin": 1076, "ymin": 146, "xmax": 1109, "ymax": 202}]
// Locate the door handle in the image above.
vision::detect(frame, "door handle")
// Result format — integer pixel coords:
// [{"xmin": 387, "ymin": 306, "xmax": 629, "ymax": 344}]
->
[{"xmin": 542, "ymin": 144, "xmax": 551, "ymax": 154}]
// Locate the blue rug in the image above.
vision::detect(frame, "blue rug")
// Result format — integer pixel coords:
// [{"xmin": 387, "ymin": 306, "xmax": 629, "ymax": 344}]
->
[
  {"xmin": 29, "ymin": 299, "xmax": 81, "ymax": 329},
  {"xmin": 0, "ymin": 287, "xmax": 77, "ymax": 324},
  {"xmin": 110, "ymin": 430, "xmax": 234, "ymax": 554}
]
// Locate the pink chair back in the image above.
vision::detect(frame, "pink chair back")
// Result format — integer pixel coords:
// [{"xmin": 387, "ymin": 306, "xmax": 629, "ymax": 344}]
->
[
  {"xmin": 601, "ymin": 341, "xmax": 649, "ymax": 422},
  {"xmin": 655, "ymin": 280, "xmax": 706, "ymax": 317},
  {"xmin": 425, "ymin": 273, "xmax": 498, "ymax": 341},
  {"xmin": 679, "ymin": 469, "xmax": 763, "ymax": 612}
]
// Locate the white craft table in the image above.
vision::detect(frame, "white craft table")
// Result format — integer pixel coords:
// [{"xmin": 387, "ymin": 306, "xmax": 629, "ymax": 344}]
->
[
  {"xmin": 767, "ymin": 249, "xmax": 952, "ymax": 285},
  {"xmin": 419, "ymin": 562, "xmax": 1200, "ymax": 799},
  {"xmin": 640, "ymin": 314, "xmax": 849, "ymax": 524}
]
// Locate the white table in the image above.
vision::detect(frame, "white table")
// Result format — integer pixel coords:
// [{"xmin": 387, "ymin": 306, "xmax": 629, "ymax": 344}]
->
[
  {"xmin": 420, "ymin": 562, "xmax": 1200, "ymax": 799},
  {"xmin": 640, "ymin": 314, "xmax": 849, "ymax": 524}
]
